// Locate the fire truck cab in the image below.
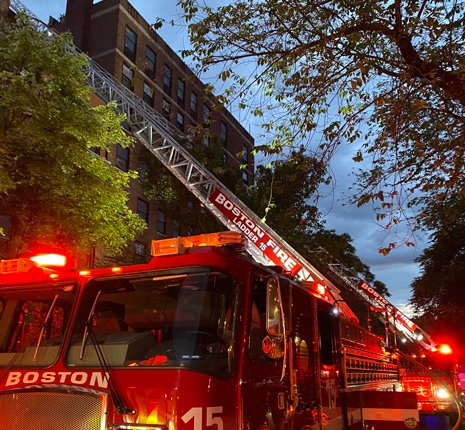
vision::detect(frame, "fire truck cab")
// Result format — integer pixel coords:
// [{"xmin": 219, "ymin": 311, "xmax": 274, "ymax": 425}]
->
[{"xmin": 0, "ymin": 232, "xmax": 417, "ymax": 430}]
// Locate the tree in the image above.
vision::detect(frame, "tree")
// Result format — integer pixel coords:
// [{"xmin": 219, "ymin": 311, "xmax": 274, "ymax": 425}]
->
[
  {"xmin": 179, "ymin": 0, "xmax": 465, "ymax": 250},
  {"xmin": 410, "ymin": 192, "xmax": 465, "ymax": 351},
  {"xmin": 0, "ymin": 0, "xmax": 9, "ymax": 22},
  {"xmin": 240, "ymin": 148, "xmax": 326, "ymax": 245},
  {"xmin": 0, "ymin": 14, "xmax": 146, "ymax": 263}
]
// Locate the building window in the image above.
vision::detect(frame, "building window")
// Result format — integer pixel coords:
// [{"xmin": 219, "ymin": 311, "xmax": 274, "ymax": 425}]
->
[
  {"xmin": 172, "ymin": 220, "xmax": 180, "ymax": 237},
  {"xmin": 89, "ymin": 146, "xmax": 100, "ymax": 156},
  {"xmin": 190, "ymin": 91, "xmax": 197, "ymax": 117},
  {"xmin": 137, "ymin": 198, "xmax": 149, "ymax": 223},
  {"xmin": 202, "ymin": 104, "xmax": 210, "ymax": 124},
  {"xmin": 162, "ymin": 99, "xmax": 171, "ymax": 120},
  {"xmin": 157, "ymin": 210, "xmax": 166, "ymax": 234},
  {"xmin": 122, "ymin": 63, "xmax": 134, "ymax": 91},
  {"xmin": 177, "ymin": 79, "xmax": 185, "ymax": 104},
  {"xmin": 176, "ymin": 112, "xmax": 184, "ymax": 131},
  {"xmin": 124, "ymin": 26, "xmax": 137, "ymax": 62},
  {"xmin": 138, "ymin": 159, "xmax": 148, "ymax": 181},
  {"xmin": 243, "ymin": 144, "xmax": 249, "ymax": 162},
  {"xmin": 220, "ymin": 121, "xmax": 227, "ymax": 144},
  {"xmin": 145, "ymin": 46, "xmax": 156, "ymax": 78},
  {"xmin": 115, "ymin": 144, "xmax": 130, "ymax": 172},
  {"xmin": 143, "ymin": 81, "xmax": 154, "ymax": 106},
  {"xmin": 135, "ymin": 241, "xmax": 146, "ymax": 256},
  {"xmin": 163, "ymin": 65, "xmax": 172, "ymax": 94}
]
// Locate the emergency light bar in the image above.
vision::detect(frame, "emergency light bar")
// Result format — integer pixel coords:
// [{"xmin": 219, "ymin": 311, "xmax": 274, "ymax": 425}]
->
[{"xmin": 151, "ymin": 231, "xmax": 244, "ymax": 256}]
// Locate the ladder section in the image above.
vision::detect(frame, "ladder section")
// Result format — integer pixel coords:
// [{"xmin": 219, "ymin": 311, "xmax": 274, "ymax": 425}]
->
[{"xmin": 314, "ymin": 247, "xmax": 436, "ymax": 351}]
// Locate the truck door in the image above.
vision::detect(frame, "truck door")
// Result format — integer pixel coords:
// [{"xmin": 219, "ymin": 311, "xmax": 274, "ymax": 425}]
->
[
  {"xmin": 241, "ymin": 273, "xmax": 289, "ymax": 430},
  {"xmin": 290, "ymin": 288, "xmax": 320, "ymax": 428},
  {"xmin": 317, "ymin": 303, "xmax": 343, "ymax": 429}
]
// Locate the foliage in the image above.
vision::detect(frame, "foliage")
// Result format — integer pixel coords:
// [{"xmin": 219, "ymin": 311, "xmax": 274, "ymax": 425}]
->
[
  {"xmin": 240, "ymin": 148, "xmax": 325, "ymax": 244},
  {"xmin": 0, "ymin": 15, "xmax": 146, "ymax": 262},
  {"xmin": 178, "ymin": 0, "xmax": 465, "ymax": 249}
]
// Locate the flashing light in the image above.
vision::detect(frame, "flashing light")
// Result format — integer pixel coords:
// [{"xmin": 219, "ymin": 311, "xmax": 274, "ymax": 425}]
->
[
  {"xmin": 316, "ymin": 283, "xmax": 326, "ymax": 296},
  {"xmin": 401, "ymin": 338, "xmax": 407, "ymax": 343},
  {"xmin": 332, "ymin": 306, "xmax": 339, "ymax": 316},
  {"xmin": 435, "ymin": 388, "xmax": 450, "ymax": 399},
  {"xmin": 111, "ymin": 267, "xmax": 123, "ymax": 273},
  {"xmin": 416, "ymin": 333, "xmax": 424, "ymax": 341},
  {"xmin": 438, "ymin": 344, "xmax": 453, "ymax": 355},
  {"xmin": 151, "ymin": 231, "xmax": 243, "ymax": 256},
  {"xmin": 30, "ymin": 253, "xmax": 67, "ymax": 267}
]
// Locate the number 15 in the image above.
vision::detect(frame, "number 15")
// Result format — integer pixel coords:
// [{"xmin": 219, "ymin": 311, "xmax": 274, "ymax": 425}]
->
[{"xmin": 181, "ymin": 406, "xmax": 224, "ymax": 430}]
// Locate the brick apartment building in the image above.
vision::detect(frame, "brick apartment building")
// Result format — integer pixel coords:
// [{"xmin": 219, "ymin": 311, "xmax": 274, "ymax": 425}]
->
[{"xmin": 56, "ymin": 0, "xmax": 255, "ymax": 265}]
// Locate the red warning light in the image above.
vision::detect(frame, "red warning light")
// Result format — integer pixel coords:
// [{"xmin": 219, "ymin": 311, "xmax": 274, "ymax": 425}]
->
[
  {"xmin": 29, "ymin": 254, "xmax": 67, "ymax": 267},
  {"xmin": 438, "ymin": 344, "xmax": 453, "ymax": 355},
  {"xmin": 316, "ymin": 282, "xmax": 326, "ymax": 296}
]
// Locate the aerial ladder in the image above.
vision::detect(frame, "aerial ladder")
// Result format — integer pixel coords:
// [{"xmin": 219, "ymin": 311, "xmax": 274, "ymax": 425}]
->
[{"xmin": 9, "ymin": 0, "xmax": 440, "ymax": 352}]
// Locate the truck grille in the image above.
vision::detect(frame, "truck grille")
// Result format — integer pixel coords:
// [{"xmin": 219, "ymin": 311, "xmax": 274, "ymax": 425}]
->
[{"xmin": 0, "ymin": 391, "xmax": 103, "ymax": 430}]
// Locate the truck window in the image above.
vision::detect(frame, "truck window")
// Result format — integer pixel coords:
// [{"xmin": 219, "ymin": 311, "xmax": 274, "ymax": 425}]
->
[
  {"xmin": 66, "ymin": 268, "xmax": 238, "ymax": 378},
  {"xmin": 0, "ymin": 284, "xmax": 76, "ymax": 367},
  {"xmin": 248, "ymin": 276, "xmax": 285, "ymax": 363},
  {"xmin": 318, "ymin": 308, "xmax": 337, "ymax": 366}
]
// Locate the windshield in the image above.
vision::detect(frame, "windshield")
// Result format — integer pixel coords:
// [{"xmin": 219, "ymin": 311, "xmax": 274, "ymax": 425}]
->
[
  {"xmin": 0, "ymin": 283, "xmax": 76, "ymax": 367},
  {"xmin": 67, "ymin": 268, "xmax": 239, "ymax": 378}
]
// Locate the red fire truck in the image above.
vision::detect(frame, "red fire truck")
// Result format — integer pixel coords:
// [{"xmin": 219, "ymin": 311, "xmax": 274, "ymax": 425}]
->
[
  {"xmin": 400, "ymin": 344, "xmax": 463, "ymax": 428},
  {"xmin": 0, "ymin": 232, "xmax": 419, "ymax": 430},
  {"xmin": 3, "ymin": 2, "xmax": 460, "ymax": 428}
]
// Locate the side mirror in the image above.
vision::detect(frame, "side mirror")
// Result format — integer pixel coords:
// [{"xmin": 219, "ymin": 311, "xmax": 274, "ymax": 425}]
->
[{"xmin": 266, "ymin": 277, "xmax": 283, "ymax": 338}]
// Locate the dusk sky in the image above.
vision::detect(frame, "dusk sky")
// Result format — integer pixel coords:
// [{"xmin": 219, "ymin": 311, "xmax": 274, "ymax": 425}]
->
[{"xmin": 18, "ymin": 0, "xmax": 429, "ymax": 314}]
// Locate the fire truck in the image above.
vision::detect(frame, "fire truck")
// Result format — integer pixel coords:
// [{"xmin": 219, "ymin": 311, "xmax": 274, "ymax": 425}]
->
[
  {"xmin": 0, "ymin": 233, "xmax": 417, "ymax": 430},
  {"xmin": 400, "ymin": 344, "xmax": 462, "ymax": 427},
  {"xmin": 2, "ymin": 1, "xmax": 462, "ymax": 429}
]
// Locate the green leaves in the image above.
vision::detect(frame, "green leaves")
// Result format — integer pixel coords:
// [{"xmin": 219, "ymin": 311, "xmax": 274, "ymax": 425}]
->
[
  {"xmin": 0, "ymin": 15, "xmax": 144, "ymax": 261},
  {"xmin": 178, "ymin": 0, "xmax": 465, "ymax": 249}
]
